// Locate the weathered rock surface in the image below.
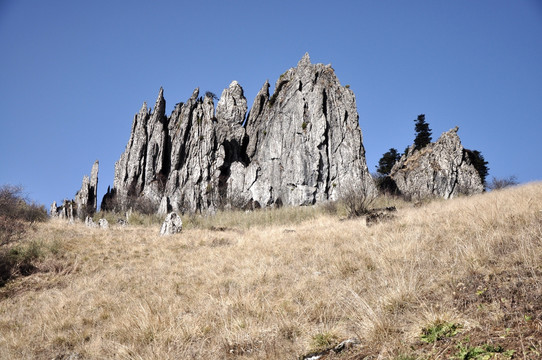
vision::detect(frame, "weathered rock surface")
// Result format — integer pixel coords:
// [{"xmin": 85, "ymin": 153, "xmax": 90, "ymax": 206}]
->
[
  {"xmin": 105, "ymin": 54, "xmax": 375, "ymax": 214},
  {"xmin": 242, "ymin": 53, "xmax": 375, "ymax": 206},
  {"xmin": 51, "ymin": 199, "xmax": 75, "ymax": 222},
  {"xmin": 160, "ymin": 212, "xmax": 182, "ymax": 235},
  {"xmin": 74, "ymin": 160, "xmax": 99, "ymax": 219},
  {"xmin": 98, "ymin": 218, "xmax": 109, "ymax": 229},
  {"xmin": 52, "ymin": 161, "xmax": 98, "ymax": 221},
  {"xmin": 390, "ymin": 127, "xmax": 484, "ymax": 199}
]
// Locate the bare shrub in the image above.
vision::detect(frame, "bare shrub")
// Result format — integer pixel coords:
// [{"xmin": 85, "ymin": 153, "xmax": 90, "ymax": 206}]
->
[
  {"xmin": 0, "ymin": 185, "xmax": 47, "ymax": 246},
  {"xmin": 340, "ymin": 183, "xmax": 375, "ymax": 218},
  {"xmin": 0, "ymin": 185, "xmax": 48, "ymax": 286},
  {"xmin": 488, "ymin": 176, "xmax": 518, "ymax": 190},
  {"xmin": 126, "ymin": 195, "xmax": 158, "ymax": 215}
]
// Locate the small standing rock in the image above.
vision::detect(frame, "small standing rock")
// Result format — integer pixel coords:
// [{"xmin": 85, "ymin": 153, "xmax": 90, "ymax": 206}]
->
[
  {"xmin": 98, "ymin": 218, "xmax": 109, "ymax": 229},
  {"xmin": 160, "ymin": 212, "xmax": 182, "ymax": 235},
  {"xmin": 85, "ymin": 216, "xmax": 97, "ymax": 228}
]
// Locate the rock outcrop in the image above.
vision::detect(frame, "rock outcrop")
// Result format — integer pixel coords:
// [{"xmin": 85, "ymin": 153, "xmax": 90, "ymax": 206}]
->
[
  {"xmin": 52, "ymin": 161, "xmax": 99, "ymax": 220},
  {"xmin": 105, "ymin": 53, "xmax": 375, "ymax": 214},
  {"xmin": 74, "ymin": 160, "xmax": 99, "ymax": 218},
  {"xmin": 389, "ymin": 127, "xmax": 484, "ymax": 199},
  {"xmin": 50, "ymin": 199, "xmax": 75, "ymax": 222},
  {"xmin": 240, "ymin": 53, "xmax": 374, "ymax": 206}
]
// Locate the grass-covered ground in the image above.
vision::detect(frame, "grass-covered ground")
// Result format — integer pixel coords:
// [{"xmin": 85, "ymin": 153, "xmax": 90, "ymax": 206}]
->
[{"xmin": 0, "ymin": 183, "xmax": 541, "ymax": 359}]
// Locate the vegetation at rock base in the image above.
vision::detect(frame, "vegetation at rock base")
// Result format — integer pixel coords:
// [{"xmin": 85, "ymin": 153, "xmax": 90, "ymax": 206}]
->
[{"xmin": 1, "ymin": 183, "xmax": 541, "ymax": 359}]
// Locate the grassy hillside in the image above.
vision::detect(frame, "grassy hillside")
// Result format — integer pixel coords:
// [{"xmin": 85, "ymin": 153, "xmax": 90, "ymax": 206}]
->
[{"xmin": 1, "ymin": 183, "xmax": 541, "ymax": 359}]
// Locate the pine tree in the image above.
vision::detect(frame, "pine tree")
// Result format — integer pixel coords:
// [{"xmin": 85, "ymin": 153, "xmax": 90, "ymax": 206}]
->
[
  {"xmin": 466, "ymin": 149, "xmax": 489, "ymax": 189},
  {"xmin": 413, "ymin": 114, "xmax": 432, "ymax": 150},
  {"xmin": 376, "ymin": 148, "xmax": 401, "ymax": 176}
]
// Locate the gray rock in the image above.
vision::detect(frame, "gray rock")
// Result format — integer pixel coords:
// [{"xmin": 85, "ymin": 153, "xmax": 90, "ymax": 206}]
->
[
  {"xmin": 157, "ymin": 195, "xmax": 170, "ymax": 215},
  {"xmin": 85, "ymin": 216, "xmax": 97, "ymax": 228},
  {"xmin": 105, "ymin": 54, "xmax": 375, "ymax": 213},
  {"xmin": 98, "ymin": 218, "xmax": 109, "ymax": 229},
  {"xmin": 160, "ymin": 212, "xmax": 182, "ymax": 235},
  {"xmin": 244, "ymin": 53, "xmax": 375, "ymax": 206},
  {"xmin": 390, "ymin": 127, "xmax": 484, "ymax": 199},
  {"xmin": 50, "ymin": 201, "xmax": 58, "ymax": 217},
  {"xmin": 59, "ymin": 199, "xmax": 75, "ymax": 222},
  {"xmin": 113, "ymin": 100, "xmax": 151, "ymax": 209},
  {"xmin": 74, "ymin": 161, "xmax": 99, "ymax": 219}
]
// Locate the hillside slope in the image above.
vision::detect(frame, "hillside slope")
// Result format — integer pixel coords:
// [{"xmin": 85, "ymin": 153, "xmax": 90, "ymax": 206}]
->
[{"xmin": 1, "ymin": 183, "xmax": 541, "ymax": 359}]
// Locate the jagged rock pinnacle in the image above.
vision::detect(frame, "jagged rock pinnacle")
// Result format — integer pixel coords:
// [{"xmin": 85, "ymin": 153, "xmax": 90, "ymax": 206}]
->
[{"xmin": 298, "ymin": 52, "xmax": 311, "ymax": 67}]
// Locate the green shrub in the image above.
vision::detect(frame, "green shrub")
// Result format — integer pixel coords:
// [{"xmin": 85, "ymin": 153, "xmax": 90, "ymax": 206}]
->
[
  {"xmin": 310, "ymin": 332, "xmax": 338, "ymax": 352},
  {"xmin": 420, "ymin": 321, "xmax": 461, "ymax": 343}
]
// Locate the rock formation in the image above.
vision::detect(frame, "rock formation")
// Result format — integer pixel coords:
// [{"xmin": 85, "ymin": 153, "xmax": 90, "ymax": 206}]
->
[
  {"xmin": 105, "ymin": 53, "xmax": 375, "ymax": 214},
  {"xmin": 52, "ymin": 161, "xmax": 99, "ymax": 220},
  {"xmin": 240, "ymin": 54, "xmax": 374, "ymax": 207},
  {"xmin": 50, "ymin": 199, "xmax": 75, "ymax": 222},
  {"xmin": 389, "ymin": 127, "xmax": 484, "ymax": 199},
  {"xmin": 74, "ymin": 160, "xmax": 99, "ymax": 218},
  {"xmin": 160, "ymin": 212, "xmax": 182, "ymax": 235}
]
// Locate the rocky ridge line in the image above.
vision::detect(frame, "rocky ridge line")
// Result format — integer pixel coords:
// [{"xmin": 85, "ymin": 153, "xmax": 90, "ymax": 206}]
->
[{"xmin": 104, "ymin": 53, "xmax": 376, "ymax": 214}]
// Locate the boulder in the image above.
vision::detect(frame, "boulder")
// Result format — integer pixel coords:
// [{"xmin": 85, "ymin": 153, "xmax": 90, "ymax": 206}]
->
[
  {"xmin": 98, "ymin": 218, "xmax": 109, "ymax": 229},
  {"xmin": 160, "ymin": 212, "xmax": 182, "ymax": 235}
]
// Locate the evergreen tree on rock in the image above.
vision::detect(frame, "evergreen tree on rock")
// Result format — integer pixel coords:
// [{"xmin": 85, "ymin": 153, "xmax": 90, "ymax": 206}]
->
[
  {"xmin": 376, "ymin": 148, "xmax": 401, "ymax": 176},
  {"xmin": 414, "ymin": 114, "xmax": 432, "ymax": 150}
]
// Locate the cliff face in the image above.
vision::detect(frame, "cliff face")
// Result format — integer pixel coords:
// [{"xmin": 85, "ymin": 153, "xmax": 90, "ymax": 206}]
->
[
  {"xmin": 106, "ymin": 54, "xmax": 375, "ymax": 213},
  {"xmin": 390, "ymin": 127, "xmax": 484, "ymax": 199},
  {"xmin": 241, "ymin": 54, "xmax": 374, "ymax": 207}
]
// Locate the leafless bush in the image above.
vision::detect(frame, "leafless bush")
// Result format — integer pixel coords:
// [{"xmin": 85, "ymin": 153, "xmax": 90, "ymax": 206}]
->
[
  {"xmin": 125, "ymin": 195, "xmax": 158, "ymax": 215},
  {"xmin": 0, "ymin": 185, "xmax": 47, "ymax": 285},
  {"xmin": 340, "ymin": 183, "xmax": 375, "ymax": 218},
  {"xmin": 488, "ymin": 176, "xmax": 518, "ymax": 191},
  {"xmin": 0, "ymin": 185, "xmax": 47, "ymax": 246}
]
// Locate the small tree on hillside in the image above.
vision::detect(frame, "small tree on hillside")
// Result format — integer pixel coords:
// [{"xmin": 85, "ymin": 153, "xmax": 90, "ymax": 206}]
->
[
  {"xmin": 376, "ymin": 148, "xmax": 401, "ymax": 176},
  {"xmin": 466, "ymin": 150, "xmax": 489, "ymax": 190},
  {"xmin": 414, "ymin": 114, "xmax": 432, "ymax": 150}
]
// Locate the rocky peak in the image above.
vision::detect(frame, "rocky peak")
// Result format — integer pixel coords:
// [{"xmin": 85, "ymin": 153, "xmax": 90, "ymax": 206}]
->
[
  {"xmin": 390, "ymin": 127, "xmax": 483, "ymax": 199},
  {"xmin": 73, "ymin": 160, "xmax": 99, "ymax": 218},
  {"xmin": 103, "ymin": 54, "xmax": 375, "ymax": 214},
  {"xmin": 241, "ymin": 53, "xmax": 375, "ymax": 207},
  {"xmin": 216, "ymin": 81, "xmax": 247, "ymax": 125},
  {"xmin": 297, "ymin": 52, "xmax": 311, "ymax": 68}
]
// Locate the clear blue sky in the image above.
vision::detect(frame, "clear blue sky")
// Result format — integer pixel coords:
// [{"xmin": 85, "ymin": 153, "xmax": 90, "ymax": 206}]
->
[{"xmin": 1, "ymin": 0, "xmax": 541, "ymax": 208}]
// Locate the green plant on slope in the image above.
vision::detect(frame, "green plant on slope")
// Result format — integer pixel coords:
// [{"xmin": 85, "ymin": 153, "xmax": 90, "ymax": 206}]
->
[
  {"xmin": 310, "ymin": 332, "xmax": 338, "ymax": 352},
  {"xmin": 454, "ymin": 343, "xmax": 515, "ymax": 359},
  {"xmin": 420, "ymin": 321, "xmax": 461, "ymax": 343}
]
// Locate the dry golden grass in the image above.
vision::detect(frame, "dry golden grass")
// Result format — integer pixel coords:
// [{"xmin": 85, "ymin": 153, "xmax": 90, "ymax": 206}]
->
[{"xmin": 1, "ymin": 183, "xmax": 541, "ymax": 359}]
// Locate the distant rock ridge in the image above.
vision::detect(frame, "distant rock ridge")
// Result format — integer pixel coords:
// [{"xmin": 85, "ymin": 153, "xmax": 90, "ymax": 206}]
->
[
  {"xmin": 51, "ymin": 160, "xmax": 99, "ymax": 220},
  {"xmin": 389, "ymin": 127, "xmax": 484, "ymax": 199},
  {"xmin": 103, "ymin": 53, "xmax": 376, "ymax": 214}
]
